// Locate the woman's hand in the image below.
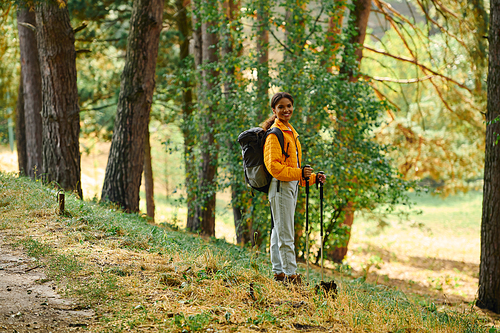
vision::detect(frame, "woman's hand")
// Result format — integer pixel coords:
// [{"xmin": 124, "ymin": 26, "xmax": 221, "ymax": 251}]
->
[
  {"xmin": 317, "ymin": 172, "xmax": 326, "ymax": 184},
  {"xmin": 302, "ymin": 166, "xmax": 313, "ymax": 179}
]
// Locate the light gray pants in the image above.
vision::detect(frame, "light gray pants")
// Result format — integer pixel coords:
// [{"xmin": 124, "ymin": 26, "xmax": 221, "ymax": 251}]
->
[{"xmin": 269, "ymin": 178, "xmax": 299, "ymax": 276}]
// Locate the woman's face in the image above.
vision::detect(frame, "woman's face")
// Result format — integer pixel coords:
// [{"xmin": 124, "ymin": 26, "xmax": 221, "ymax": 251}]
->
[{"xmin": 272, "ymin": 98, "xmax": 293, "ymax": 125}]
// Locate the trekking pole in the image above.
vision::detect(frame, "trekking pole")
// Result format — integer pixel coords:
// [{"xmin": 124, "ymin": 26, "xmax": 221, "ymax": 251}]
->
[
  {"xmin": 317, "ymin": 171, "xmax": 325, "ymax": 281},
  {"xmin": 304, "ymin": 165, "xmax": 310, "ymax": 285}
]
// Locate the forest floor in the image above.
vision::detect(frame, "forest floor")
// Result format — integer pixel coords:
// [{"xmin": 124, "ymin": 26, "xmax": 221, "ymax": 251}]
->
[{"xmin": 1, "ymin": 144, "xmax": 499, "ymax": 331}]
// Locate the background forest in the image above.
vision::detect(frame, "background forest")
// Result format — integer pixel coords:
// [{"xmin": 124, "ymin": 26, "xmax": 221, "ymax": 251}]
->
[{"xmin": 0, "ymin": 0, "xmax": 489, "ymax": 306}]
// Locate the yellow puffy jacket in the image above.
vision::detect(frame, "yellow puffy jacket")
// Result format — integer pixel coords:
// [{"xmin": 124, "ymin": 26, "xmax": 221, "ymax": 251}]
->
[{"xmin": 263, "ymin": 119, "xmax": 316, "ymax": 186}]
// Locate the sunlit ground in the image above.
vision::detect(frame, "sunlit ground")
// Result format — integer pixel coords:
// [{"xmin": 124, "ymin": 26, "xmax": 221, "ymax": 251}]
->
[{"xmin": 0, "ymin": 143, "xmax": 481, "ymax": 309}]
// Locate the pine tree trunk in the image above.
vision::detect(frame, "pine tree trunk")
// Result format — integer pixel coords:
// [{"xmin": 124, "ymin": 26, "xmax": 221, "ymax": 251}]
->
[
  {"xmin": 256, "ymin": 0, "xmax": 269, "ymax": 122},
  {"xmin": 144, "ymin": 126, "xmax": 155, "ymax": 220},
  {"xmin": 192, "ymin": 0, "xmax": 219, "ymax": 236},
  {"xmin": 326, "ymin": 1, "xmax": 345, "ymax": 73},
  {"xmin": 176, "ymin": 0, "xmax": 197, "ymax": 232},
  {"xmin": 17, "ymin": 8, "xmax": 43, "ymax": 179},
  {"xmin": 342, "ymin": 0, "xmax": 371, "ymax": 82},
  {"xmin": 478, "ymin": 0, "xmax": 500, "ymax": 314},
  {"xmin": 36, "ymin": 0, "xmax": 82, "ymax": 198},
  {"xmin": 15, "ymin": 76, "xmax": 27, "ymax": 176},
  {"xmin": 220, "ymin": 0, "xmax": 248, "ymax": 244},
  {"xmin": 330, "ymin": 0, "xmax": 371, "ymax": 263},
  {"xmin": 101, "ymin": 0, "xmax": 164, "ymax": 212}
]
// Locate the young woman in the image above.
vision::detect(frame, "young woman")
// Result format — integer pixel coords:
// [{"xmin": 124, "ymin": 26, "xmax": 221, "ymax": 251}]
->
[{"xmin": 261, "ymin": 92, "xmax": 326, "ymax": 284}]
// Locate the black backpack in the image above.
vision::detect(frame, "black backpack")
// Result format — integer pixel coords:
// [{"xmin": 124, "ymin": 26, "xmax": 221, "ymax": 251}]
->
[{"xmin": 237, "ymin": 127, "xmax": 288, "ymax": 194}]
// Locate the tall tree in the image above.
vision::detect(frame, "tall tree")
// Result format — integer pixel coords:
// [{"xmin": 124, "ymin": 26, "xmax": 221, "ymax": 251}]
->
[
  {"xmin": 17, "ymin": 7, "xmax": 43, "ymax": 179},
  {"xmin": 36, "ymin": 0, "xmax": 82, "ymax": 197},
  {"xmin": 192, "ymin": 0, "xmax": 219, "ymax": 236},
  {"xmin": 176, "ymin": 0, "xmax": 198, "ymax": 232},
  {"xmin": 478, "ymin": 0, "xmax": 500, "ymax": 314},
  {"xmin": 330, "ymin": 0, "xmax": 371, "ymax": 263},
  {"xmin": 15, "ymin": 77, "xmax": 27, "ymax": 176},
  {"xmin": 256, "ymin": 0, "xmax": 269, "ymax": 109},
  {"xmin": 101, "ymin": 0, "xmax": 164, "ymax": 212}
]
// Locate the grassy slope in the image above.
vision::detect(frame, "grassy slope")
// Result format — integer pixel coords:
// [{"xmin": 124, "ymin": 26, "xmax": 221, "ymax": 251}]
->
[{"xmin": 0, "ymin": 172, "xmax": 492, "ymax": 332}]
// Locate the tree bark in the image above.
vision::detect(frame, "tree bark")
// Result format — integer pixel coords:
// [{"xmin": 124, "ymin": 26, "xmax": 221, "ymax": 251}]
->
[
  {"xmin": 326, "ymin": 1, "xmax": 345, "ymax": 73},
  {"xmin": 101, "ymin": 0, "xmax": 164, "ymax": 212},
  {"xmin": 478, "ymin": 0, "xmax": 500, "ymax": 314},
  {"xmin": 329, "ymin": 0, "xmax": 371, "ymax": 263},
  {"xmin": 144, "ymin": 126, "xmax": 155, "ymax": 220},
  {"xmin": 469, "ymin": 0, "xmax": 489, "ymax": 97},
  {"xmin": 341, "ymin": 0, "xmax": 371, "ymax": 82},
  {"xmin": 36, "ymin": 0, "xmax": 82, "ymax": 198},
  {"xmin": 15, "ymin": 76, "xmax": 27, "ymax": 176},
  {"xmin": 256, "ymin": 0, "xmax": 269, "ymax": 122},
  {"xmin": 176, "ymin": 0, "xmax": 197, "ymax": 232},
  {"xmin": 220, "ymin": 0, "xmax": 249, "ymax": 244},
  {"xmin": 17, "ymin": 8, "xmax": 43, "ymax": 179},
  {"xmin": 192, "ymin": 0, "xmax": 219, "ymax": 236}
]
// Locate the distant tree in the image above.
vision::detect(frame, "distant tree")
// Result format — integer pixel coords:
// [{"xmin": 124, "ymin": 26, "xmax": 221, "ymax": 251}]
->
[
  {"xmin": 192, "ymin": 0, "xmax": 219, "ymax": 236},
  {"xmin": 36, "ymin": 0, "xmax": 82, "ymax": 197},
  {"xmin": 175, "ymin": 0, "xmax": 197, "ymax": 232},
  {"xmin": 15, "ymin": 77, "xmax": 27, "ymax": 176},
  {"xmin": 144, "ymin": 125, "xmax": 155, "ymax": 220},
  {"xmin": 17, "ymin": 6, "xmax": 43, "ymax": 179},
  {"xmin": 101, "ymin": 0, "xmax": 164, "ymax": 212},
  {"xmin": 478, "ymin": 0, "xmax": 500, "ymax": 314}
]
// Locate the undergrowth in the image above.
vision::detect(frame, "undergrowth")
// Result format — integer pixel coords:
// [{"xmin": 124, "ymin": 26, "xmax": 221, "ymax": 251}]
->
[{"xmin": 0, "ymin": 172, "xmax": 495, "ymax": 332}]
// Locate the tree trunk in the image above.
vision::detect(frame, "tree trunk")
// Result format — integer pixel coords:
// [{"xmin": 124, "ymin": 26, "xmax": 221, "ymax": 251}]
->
[
  {"xmin": 176, "ymin": 0, "xmax": 197, "ymax": 232},
  {"xmin": 329, "ymin": 0, "xmax": 371, "ymax": 263},
  {"xmin": 328, "ymin": 202, "xmax": 354, "ymax": 263},
  {"xmin": 17, "ymin": 8, "xmax": 43, "ymax": 179},
  {"xmin": 220, "ymin": 0, "xmax": 248, "ymax": 243},
  {"xmin": 256, "ymin": 0, "xmax": 269, "ymax": 122},
  {"xmin": 15, "ymin": 76, "xmax": 27, "ymax": 176},
  {"xmin": 101, "ymin": 0, "xmax": 164, "ymax": 212},
  {"xmin": 478, "ymin": 0, "xmax": 500, "ymax": 314},
  {"xmin": 192, "ymin": 0, "xmax": 219, "ymax": 236},
  {"xmin": 36, "ymin": 0, "xmax": 82, "ymax": 198},
  {"xmin": 469, "ymin": 0, "xmax": 488, "ymax": 97},
  {"xmin": 342, "ymin": 0, "xmax": 371, "ymax": 82},
  {"xmin": 326, "ymin": 1, "xmax": 345, "ymax": 73},
  {"xmin": 144, "ymin": 126, "xmax": 155, "ymax": 220}
]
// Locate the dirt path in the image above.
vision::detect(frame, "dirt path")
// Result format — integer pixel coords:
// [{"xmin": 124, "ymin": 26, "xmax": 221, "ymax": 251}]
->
[{"xmin": 0, "ymin": 235, "xmax": 94, "ymax": 332}]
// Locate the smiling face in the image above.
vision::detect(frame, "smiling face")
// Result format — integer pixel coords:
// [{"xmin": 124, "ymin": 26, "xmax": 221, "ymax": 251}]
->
[{"xmin": 272, "ymin": 97, "xmax": 294, "ymax": 125}]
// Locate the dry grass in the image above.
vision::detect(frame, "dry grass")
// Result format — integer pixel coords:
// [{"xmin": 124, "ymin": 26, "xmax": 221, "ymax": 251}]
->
[{"xmin": 0, "ymin": 172, "xmax": 495, "ymax": 332}]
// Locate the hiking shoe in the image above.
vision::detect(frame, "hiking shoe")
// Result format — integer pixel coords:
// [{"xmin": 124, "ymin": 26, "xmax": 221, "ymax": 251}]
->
[
  {"xmin": 274, "ymin": 272, "xmax": 286, "ymax": 282},
  {"xmin": 284, "ymin": 274, "xmax": 302, "ymax": 285}
]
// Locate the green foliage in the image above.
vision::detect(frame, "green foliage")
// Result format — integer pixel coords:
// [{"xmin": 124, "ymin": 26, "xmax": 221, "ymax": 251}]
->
[
  {"xmin": 193, "ymin": 0, "xmax": 417, "ymax": 254},
  {"xmin": 0, "ymin": 5, "xmax": 19, "ymax": 145}
]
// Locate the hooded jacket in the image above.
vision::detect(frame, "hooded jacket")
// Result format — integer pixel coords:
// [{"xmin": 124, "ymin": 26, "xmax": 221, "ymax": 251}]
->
[{"xmin": 263, "ymin": 118, "xmax": 316, "ymax": 186}]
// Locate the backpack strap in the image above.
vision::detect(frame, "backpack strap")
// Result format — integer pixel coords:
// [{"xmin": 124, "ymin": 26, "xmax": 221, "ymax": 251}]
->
[{"xmin": 265, "ymin": 127, "xmax": 290, "ymax": 160}]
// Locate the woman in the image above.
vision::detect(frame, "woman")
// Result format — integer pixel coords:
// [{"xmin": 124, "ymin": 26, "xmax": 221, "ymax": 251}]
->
[{"xmin": 262, "ymin": 92, "xmax": 326, "ymax": 284}]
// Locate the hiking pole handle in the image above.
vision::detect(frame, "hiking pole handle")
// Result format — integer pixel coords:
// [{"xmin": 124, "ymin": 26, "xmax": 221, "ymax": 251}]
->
[
  {"xmin": 316, "ymin": 171, "xmax": 325, "ymax": 190},
  {"xmin": 303, "ymin": 165, "xmax": 311, "ymax": 195}
]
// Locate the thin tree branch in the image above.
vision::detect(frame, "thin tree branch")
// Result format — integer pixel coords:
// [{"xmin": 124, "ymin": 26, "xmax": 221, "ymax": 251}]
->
[
  {"xmin": 268, "ymin": 27, "xmax": 294, "ymax": 55},
  {"xmin": 367, "ymin": 75, "xmax": 434, "ymax": 84},
  {"xmin": 79, "ymin": 103, "xmax": 115, "ymax": 112},
  {"xmin": 364, "ymin": 46, "xmax": 472, "ymax": 93}
]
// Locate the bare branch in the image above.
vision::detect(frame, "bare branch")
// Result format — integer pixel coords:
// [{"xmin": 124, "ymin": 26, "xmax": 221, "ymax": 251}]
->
[
  {"xmin": 364, "ymin": 46, "xmax": 472, "ymax": 93},
  {"xmin": 368, "ymin": 75, "xmax": 434, "ymax": 84}
]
